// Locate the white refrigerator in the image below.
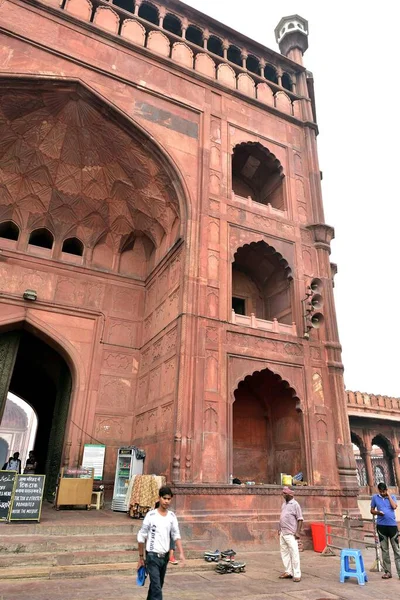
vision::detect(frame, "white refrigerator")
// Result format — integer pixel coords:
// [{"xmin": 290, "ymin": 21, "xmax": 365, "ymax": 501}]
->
[{"xmin": 111, "ymin": 446, "xmax": 145, "ymax": 512}]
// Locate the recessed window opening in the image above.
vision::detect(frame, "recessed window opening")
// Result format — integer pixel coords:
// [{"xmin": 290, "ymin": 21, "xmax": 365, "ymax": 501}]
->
[
  {"xmin": 186, "ymin": 25, "xmax": 203, "ymax": 47},
  {"xmin": 232, "ymin": 242, "xmax": 293, "ymax": 324},
  {"xmin": 232, "ymin": 297, "xmax": 246, "ymax": 315},
  {"xmin": 0, "ymin": 221, "xmax": 19, "ymax": 241},
  {"xmin": 282, "ymin": 73, "xmax": 292, "ymax": 91},
  {"xmin": 247, "ymin": 55, "xmax": 260, "ymax": 75},
  {"xmin": 232, "ymin": 143, "xmax": 285, "ymax": 209},
  {"xmin": 112, "ymin": 0, "xmax": 134, "ymax": 13},
  {"xmin": 207, "ymin": 35, "xmax": 223, "ymax": 57},
  {"xmin": 62, "ymin": 237, "xmax": 84, "ymax": 256},
  {"xmin": 138, "ymin": 1, "xmax": 158, "ymax": 24},
  {"xmin": 228, "ymin": 45, "xmax": 241, "ymax": 66},
  {"xmin": 29, "ymin": 228, "xmax": 54, "ymax": 249},
  {"xmin": 163, "ymin": 13, "xmax": 182, "ymax": 36},
  {"xmin": 264, "ymin": 64, "xmax": 278, "ymax": 84}
]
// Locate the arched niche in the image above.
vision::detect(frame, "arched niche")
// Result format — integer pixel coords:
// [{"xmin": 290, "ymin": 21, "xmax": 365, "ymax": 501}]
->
[
  {"xmin": 138, "ymin": 1, "xmax": 158, "ymax": 24},
  {"xmin": 185, "ymin": 24, "xmax": 203, "ymax": 47},
  {"xmin": 232, "ymin": 241, "xmax": 293, "ymax": 324},
  {"xmin": 163, "ymin": 13, "xmax": 182, "ymax": 36},
  {"xmin": 0, "ymin": 221, "xmax": 19, "ymax": 241},
  {"xmin": 264, "ymin": 64, "xmax": 278, "ymax": 84},
  {"xmin": 28, "ymin": 228, "xmax": 54, "ymax": 250},
  {"xmin": 119, "ymin": 232, "xmax": 155, "ymax": 278},
  {"xmin": 227, "ymin": 45, "xmax": 241, "ymax": 66},
  {"xmin": 0, "ymin": 80, "xmax": 188, "ymax": 277},
  {"xmin": 233, "ymin": 367, "xmax": 303, "ymax": 483},
  {"xmin": 207, "ymin": 35, "xmax": 223, "ymax": 57},
  {"xmin": 232, "ymin": 142, "xmax": 285, "ymax": 209}
]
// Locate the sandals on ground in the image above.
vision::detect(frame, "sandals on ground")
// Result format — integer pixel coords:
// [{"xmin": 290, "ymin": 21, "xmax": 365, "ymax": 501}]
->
[{"xmin": 279, "ymin": 573, "xmax": 293, "ymax": 579}]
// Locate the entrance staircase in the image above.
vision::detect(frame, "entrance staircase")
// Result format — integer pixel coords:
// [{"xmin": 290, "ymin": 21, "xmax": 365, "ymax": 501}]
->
[{"xmin": 0, "ymin": 504, "xmax": 210, "ymax": 580}]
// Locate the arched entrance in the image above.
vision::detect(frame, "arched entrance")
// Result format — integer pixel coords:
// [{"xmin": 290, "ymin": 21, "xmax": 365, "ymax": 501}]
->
[
  {"xmin": 371, "ymin": 434, "xmax": 396, "ymax": 487},
  {"xmin": 0, "ymin": 327, "xmax": 72, "ymax": 498},
  {"xmin": 233, "ymin": 368, "xmax": 304, "ymax": 483},
  {"xmin": 0, "ymin": 437, "xmax": 9, "ymax": 468}
]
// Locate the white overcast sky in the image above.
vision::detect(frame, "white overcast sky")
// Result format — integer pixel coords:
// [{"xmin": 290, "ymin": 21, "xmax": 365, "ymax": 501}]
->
[{"xmin": 184, "ymin": 0, "xmax": 400, "ymax": 397}]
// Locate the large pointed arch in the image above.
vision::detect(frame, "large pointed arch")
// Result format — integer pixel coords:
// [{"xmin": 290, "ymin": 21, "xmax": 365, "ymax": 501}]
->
[
  {"xmin": 0, "ymin": 76, "xmax": 191, "ymax": 254},
  {"xmin": 231, "ymin": 366, "xmax": 304, "ymax": 484}
]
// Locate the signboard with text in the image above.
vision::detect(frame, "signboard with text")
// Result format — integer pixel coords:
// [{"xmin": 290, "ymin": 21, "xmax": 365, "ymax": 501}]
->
[
  {"xmin": 0, "ymin": 470, "xmax": 17, "ymax": 520},
  {"xmin": 82, "ymin": 444, "xmax": 106, "ymax": 480},
  {"xmin": 9, "ymin": 474, "xmax": 45, "ymax": 522}
]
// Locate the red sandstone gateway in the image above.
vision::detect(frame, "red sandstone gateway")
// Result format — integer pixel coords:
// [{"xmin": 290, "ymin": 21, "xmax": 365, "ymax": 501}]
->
[{"xmin": 0, "ymin": 0, "xmax": 359, "ymax": 543}]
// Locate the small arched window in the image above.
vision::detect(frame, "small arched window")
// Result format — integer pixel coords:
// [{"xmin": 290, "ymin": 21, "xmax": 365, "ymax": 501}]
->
[
  {"xmin": 112, "ymin": 0, "xmax": 134, "ymax": 13},
  {"xmin": 62, "ymin": 237, "xmax": 84, "ymax": 256},
  {"xmin": 0, "ymin": 221, "xmax": 20, "ymax": 241},
  {"xmin": 29, "ymin": 228, "xmax": 54, "ymax": 249},
  {"xmin": 247, "ymin": 55, "xmax": 260, "ymax": 75},
  {"xmin": 138, "ymin": 1, "xmax": 158, "ymax": 24},
  {"xmin": 227, "ymin": 45, "xmax": 241, "ymax": 66},
  {"xmin": 186, "ymin": 25, "xmax": 203, "ymax": 47},
  {"xmin": 282, "ymin": 72, "xmax": 292, "ymax": 91},
  {"xmin": 264, "ymin": 64, "xmax": 278, "ymax": 84},
  {"xmin": 163, "ymin": 13, "xmax": 182, "ymax": 36},
  {"xmin": 207, "ymin": 36, "xmax": 223, "ymax": 57}
]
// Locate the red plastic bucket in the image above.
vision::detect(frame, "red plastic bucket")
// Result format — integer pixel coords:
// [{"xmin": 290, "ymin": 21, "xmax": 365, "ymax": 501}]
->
[{"xmin": 310, "ymin": 522, "xmax": 331, "ymax": 553}]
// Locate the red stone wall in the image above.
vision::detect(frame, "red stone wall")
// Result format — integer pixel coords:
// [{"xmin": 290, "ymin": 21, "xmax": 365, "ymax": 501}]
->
[{"xmin": 0, "ymin": 0, "xmax": 358, "ymax": 520}]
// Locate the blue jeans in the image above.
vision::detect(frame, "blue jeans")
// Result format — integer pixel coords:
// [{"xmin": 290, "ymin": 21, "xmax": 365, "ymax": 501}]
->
[{"xmin": 146, "ymin": 553, "xmax": 169, "ymax": 600}]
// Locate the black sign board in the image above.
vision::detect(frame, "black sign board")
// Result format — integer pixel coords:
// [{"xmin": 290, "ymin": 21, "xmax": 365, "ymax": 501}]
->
[
  {"xmin": 0, "ymin": 470, "xmax": 17, "ymax": 520},
  {"xmin": 9, "ymin": 475, "xmax": 45, "ymax": 522}
]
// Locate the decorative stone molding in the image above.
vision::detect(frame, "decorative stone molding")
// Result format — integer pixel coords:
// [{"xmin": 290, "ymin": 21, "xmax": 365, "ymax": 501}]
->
[
  {"xmin": 172, "ymin": 484, "xmax": 358, "ymax": 497},
  {"xmin": 307, "ymin": 223, "xmax": 335, "ymax": 252}
]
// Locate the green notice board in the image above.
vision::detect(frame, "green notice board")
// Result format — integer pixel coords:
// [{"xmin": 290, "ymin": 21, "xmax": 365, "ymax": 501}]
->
[{"xmin": 82, "ymin": 444, "xmax": 106, "ymax": 480}]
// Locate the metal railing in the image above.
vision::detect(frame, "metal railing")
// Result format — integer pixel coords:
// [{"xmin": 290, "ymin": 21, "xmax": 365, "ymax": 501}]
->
[{"xmin": 322, "ymin": 509, "xmax": 383, "ymax": 572}]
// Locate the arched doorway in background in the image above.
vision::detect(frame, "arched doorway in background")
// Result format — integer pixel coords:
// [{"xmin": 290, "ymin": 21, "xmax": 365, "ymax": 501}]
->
[{"xmin": 0, "ymin": 327, "xmax": 72, "ymax": 498}]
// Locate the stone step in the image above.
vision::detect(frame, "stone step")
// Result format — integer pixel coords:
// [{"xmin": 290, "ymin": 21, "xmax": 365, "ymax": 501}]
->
[
  {"xmin": 0, "ymin": 534, "xmax": 137, "ymax": 554},
  {"xmin": 0, "ymin": 549, "xmax": 136, "ymax": 568},
  {"xmin": 0, "ymin": 522, "xmax": 139, "ymax": 537},
  {"xmin": 0, "ymin": 558, "xmax": 213, "ymax": 580}
]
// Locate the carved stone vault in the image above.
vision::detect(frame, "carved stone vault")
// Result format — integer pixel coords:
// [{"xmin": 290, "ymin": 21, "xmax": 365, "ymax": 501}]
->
[{"xmin": 0, "ymin": 83, "xmax": 181, "ymax": 257}]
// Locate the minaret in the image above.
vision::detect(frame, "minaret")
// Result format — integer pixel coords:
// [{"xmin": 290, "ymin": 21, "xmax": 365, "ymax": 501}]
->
[{"xmin": 274, "ymin": 15, "xmax": 309, "ymax": 65}]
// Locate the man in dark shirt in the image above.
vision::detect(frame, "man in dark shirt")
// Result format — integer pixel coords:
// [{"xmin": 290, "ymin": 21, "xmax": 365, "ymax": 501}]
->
[{"xmin": 371, "ymin": 482, "xmax": 400, "ymax": 579}]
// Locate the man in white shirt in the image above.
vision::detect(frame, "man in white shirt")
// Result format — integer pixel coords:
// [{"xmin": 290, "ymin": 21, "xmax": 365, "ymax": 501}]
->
[{"xmin": 137, "ymin": 486, "xmax": 185, "ymax": 600}]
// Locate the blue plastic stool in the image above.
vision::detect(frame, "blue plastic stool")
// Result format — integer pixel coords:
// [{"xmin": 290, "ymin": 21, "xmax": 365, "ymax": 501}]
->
[{"xmin": 339, "ymin": 549, "xmax": 368, "ymax": 585}]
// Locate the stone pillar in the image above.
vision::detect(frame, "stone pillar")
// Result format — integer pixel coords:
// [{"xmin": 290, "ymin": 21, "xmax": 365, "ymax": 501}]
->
[
  {"xmin": 203, "ymin": 29, "xmax": 209, "ymax": 49},
  {"xmin": 307, "ymin": 224, "xmax": 358, "ymax": 490},
  {"xmin": 391, "ymin": 432, "xmax": 400, "ymax": 491},
  {"xmin": 222, "ymin": 39, "xmax": 229, "ymax": 60},
  {"xmin": 259, "ymin": 58, "xmax": 266, "ymax": 78},
  {"xmin": 241, "ymin": 49, "xmax": 248, "ymax": 69},
  {"xmin": 158, "ymin": 7, "xmax": 165, "ymax": 28},
  {"xmin": 182, "ymin": 17, "xmax": 188, "ymax": 39},
  {"xmin": 277, "ymin": 67, "xmax": 283, "ymax": 87},
  {"xmin": 134, "ymin": 0, "xmax": 141, "ymax": 15},
  {"xmin": 363, "ymin": 449, "xmax": 374, "ymax": 489}
]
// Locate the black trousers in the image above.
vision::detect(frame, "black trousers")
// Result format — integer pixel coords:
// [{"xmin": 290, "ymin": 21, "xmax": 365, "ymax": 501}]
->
[
  {"xmin": 146, "ymin": 553, "xmax": 169, "ymax": 600},
  {"xmin": 377, "ymin": 525, "xmax": 400, "ymax": 576}
]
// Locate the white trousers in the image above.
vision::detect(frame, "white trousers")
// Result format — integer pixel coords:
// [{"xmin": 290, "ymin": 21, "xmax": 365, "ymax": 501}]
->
[{"xmin": 280, "ymin": 532, "xmax": 301, "ymax": 578}]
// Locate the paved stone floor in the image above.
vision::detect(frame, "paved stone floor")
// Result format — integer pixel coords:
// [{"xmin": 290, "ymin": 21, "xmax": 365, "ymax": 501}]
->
[{"xmin": 0, "ymin": 548, "xmax": 399, "ymax": 600}]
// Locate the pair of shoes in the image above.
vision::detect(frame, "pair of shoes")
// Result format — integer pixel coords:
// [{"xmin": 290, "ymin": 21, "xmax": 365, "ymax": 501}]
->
[
  {"xmin": 204, "ymin": 550, "xmax": 221, "ymax": 562},
  {"xmin": 221, "ymin": 549, "xmax": 236, "ymax": 561},
  {"xmin": 293, "ymin": 577, "xmax": 301, "ymax": 583},
  {"xmin": 382, "ymin": 572, "xmax": 392, "ymax": 579},
  {"xmin": 279, "ymin": 572, "xmax": 292, "ymax": 579}
]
